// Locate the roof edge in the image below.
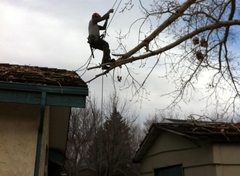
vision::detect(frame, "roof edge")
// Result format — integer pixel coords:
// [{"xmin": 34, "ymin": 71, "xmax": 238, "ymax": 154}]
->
[{"xmin": 0, "ymin": 81, "xmax": 88, "ymax": 95}]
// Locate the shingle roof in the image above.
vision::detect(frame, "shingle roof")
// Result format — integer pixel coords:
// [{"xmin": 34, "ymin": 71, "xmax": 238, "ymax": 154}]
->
[
  {"xmin": 0, "ymin": 63, "xmax": 87, "ymax": 87},
  {"xmin": 133, "ymin": 120, "xmax": 240, "ymax": 163},
  {"xmin": 154, "ymin": 121, "xmax": 240, "ymax": 142}
]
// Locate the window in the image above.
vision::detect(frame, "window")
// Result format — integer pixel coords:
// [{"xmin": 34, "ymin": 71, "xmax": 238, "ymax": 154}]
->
[{"xmin": 155, "ymin": 165, "xmax": 183, "ymax": 176}]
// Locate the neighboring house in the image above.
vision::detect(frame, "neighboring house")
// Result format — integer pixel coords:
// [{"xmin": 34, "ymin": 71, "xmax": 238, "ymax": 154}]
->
[
  {"xmin": 0, "ymin": 64, "xmax": 88, "ymax": 176},
  {"xmin": 133, "ymin": 119, "xmax": 240, "ymax": 176}
]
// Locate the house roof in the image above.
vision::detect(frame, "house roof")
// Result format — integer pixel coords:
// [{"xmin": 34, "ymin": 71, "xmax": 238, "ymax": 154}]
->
[
  {"xmin": 155, "ymin": 121, "xmax": 240, "ymax": 142},
  {"xmin": 0, "ymin": 63, "xmax": 88, "ymax": 107},
  {"xmin": 133, "ymin": 120, "xmax": 240, "ymax": 163},
  {"xmin": 0, "ymin": 63, "xmax": 87, "ymax": 87}
]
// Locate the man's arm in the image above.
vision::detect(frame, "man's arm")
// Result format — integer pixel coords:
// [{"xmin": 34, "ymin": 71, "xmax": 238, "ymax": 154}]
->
[
  {"xmin": 92, "ymin": 9, "xmax": 114, "ymax": 25},
  {"xmin": 98, "ymin": 20, "xmax": 108, "ymax": 30}
]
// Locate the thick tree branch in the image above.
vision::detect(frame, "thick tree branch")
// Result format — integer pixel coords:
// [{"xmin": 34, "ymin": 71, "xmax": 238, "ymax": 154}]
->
[
  {"xmin": 118, "ymin": 0, "xmax": 197, "ymax": 59},
  {"xmin": 87, "ymin": 20, "xmax": 240, "ymax": 83},
  {"xmin": 123, "ymin": 20, "xmax": 240, "ymax": 61}
]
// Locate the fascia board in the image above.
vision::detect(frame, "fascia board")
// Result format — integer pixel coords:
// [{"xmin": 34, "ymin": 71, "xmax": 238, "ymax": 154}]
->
[
  {"xmin": 0, "ymin": 81, "xmax": 88, "ymax": 95},
  {"xmin": 0, "ymin": 82, "xmax": 88, "ymax": 107}
]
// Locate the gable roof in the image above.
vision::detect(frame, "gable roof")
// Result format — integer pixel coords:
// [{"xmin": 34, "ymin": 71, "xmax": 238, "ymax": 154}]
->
[
  {"xmin": 0, "ymin": 63, "xmax": 86, "ymax": 87},
  {"xmin": 133, "ymin": 120, "xmax": 240, "ymax": 163}
]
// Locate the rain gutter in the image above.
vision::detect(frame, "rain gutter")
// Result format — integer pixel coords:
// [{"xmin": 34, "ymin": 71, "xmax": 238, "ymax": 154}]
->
[{"xmin": 34, "ymin": 91, "xmax": 47, "ymax": 176}]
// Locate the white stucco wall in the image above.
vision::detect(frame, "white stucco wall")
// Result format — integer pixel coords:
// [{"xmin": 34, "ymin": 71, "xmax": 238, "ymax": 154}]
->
[{"xmin": 0, "ymin": 102, "xmax": 39, "ymax": 176}]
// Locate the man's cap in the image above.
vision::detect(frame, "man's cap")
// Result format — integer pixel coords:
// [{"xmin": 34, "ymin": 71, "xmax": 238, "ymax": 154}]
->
[{"xmin": 92, "ymin": 13, "xmax": 101, "ymax": 18}]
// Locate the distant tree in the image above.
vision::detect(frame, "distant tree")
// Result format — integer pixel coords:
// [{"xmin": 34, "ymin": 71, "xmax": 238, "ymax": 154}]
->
[
  {"xmin": 142, "ymin": 114, "xmax": 161, "ymax": 136},
  {"xmin": 129, "ymin": 122, "xmax": 144, "ymax": 157},
  {"xmin": 64, "ymin": 93, "xmax": 140, "ymax": 176},
  {"xmin": 64, "ymin": 97, "xmax": 101, "ymax": 176},
  {"xmin": 142, "ymin": 111, "xmax": 182, "ymax": 135},
  {"xmin": 88, "ymin": 93, "xmax": 140, "ymax": 176}
]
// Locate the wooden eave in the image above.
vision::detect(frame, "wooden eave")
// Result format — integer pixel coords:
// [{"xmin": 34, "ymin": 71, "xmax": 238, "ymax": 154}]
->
[{"xmin": 0, "ymin": 80, "xmax": 88, "ymax": 107}]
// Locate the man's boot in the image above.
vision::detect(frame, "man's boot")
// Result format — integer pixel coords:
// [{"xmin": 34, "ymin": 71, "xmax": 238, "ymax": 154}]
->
[{"xmin": 102, "ymin": 58, "xmax": 115, "ymax": 70}]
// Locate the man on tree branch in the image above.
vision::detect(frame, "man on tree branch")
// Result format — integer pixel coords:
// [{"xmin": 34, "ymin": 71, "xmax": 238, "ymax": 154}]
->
[{"xmin": 88, "ymin": 9, "xmax": 115, "ymax": 70}]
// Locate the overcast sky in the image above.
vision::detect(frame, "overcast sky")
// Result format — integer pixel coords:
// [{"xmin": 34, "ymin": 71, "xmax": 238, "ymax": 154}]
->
[{"xmin": 0, "ymin": 0, "xmax": 232, "ymax": 122}]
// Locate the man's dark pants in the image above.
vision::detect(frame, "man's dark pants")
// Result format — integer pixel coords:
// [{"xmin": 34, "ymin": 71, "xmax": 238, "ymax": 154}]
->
[{"xmin": 92, "ymin": 38, "xmax": 111, "ymax": 64}]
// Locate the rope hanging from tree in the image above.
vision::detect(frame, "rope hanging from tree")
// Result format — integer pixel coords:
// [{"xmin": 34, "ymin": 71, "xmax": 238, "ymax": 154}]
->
[
  {"xmin": 99, "ymin": 2, "xmax": 122, "ymax": 174},
  {"xmin": 101, "ymin": 0, "xmax": 122, "ymax": 39}
]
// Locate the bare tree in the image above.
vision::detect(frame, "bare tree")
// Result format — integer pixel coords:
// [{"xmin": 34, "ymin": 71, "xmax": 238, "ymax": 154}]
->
[
  {"xmin": 88, "ymin": 93, "xmax": 140, "ymax": 176},
  {"xmin": 142, "ymin": 111, "xmax": 182, "ymax": 135},
  {"xmin": 65, "ymin": 97, "xmax": 101, "ymax": 176},
  {"xmin": 142, "ymin": 114, "xmax": 161, "ymax": 136},
  {"xmin": 87, "ymin": 0, "xmax": 240, "ymax": 118},
  {"xmin": 64, "ymin": 93, "xmax": 141, "ymax": 175}
]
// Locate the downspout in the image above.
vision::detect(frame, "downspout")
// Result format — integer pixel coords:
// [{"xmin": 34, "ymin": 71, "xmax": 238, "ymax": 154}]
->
[{"xmin": 34, "ymin": 91, "xmax": 47, "ymax": 176}]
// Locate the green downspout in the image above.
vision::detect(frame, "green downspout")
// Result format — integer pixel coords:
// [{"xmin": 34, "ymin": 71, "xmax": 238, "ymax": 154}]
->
[{"xmin": 34, "ymin": 91, "xmax": 47, "ymax": 176}]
